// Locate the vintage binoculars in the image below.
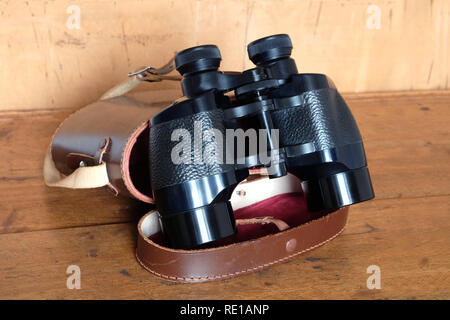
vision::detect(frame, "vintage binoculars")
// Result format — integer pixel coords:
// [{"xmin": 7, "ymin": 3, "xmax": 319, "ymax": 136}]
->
[{"xmin": 147, "ymin": 34, "xmax": 374, "ymax": 249}]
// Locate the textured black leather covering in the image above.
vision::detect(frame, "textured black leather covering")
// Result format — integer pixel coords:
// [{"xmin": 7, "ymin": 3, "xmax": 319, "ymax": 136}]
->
[
  {"xmin": 272, "ymin": 88, "xmax": 362, "ymax": 150},
  {"xmin": 151, "ymin": 88, "xmax": 363, "ymax": 190},
  {"xmin": 150, "ymin": 109, "xmax": 234, "ymax": 190}
]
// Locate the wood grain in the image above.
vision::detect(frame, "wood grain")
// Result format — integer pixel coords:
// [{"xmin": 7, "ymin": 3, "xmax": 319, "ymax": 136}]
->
[
  {"xmin": 0, "ymin": 196, "xmax": 448, "ymax": 299},
  {"xmin": 0, "ymin": 0, "xmax": 449, "ymax": 111},
  {"xmin": 0, "ymin": 90, "xmax": 449, "ymax": 299}
]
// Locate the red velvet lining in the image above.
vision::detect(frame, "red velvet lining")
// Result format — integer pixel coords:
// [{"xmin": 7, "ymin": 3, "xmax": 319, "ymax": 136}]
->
[{"xmin": 148, "ymin": 192, "xmax": 328, "ymax": 248}]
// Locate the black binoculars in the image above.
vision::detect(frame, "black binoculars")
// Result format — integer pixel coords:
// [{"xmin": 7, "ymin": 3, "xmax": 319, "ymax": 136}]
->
[{"xmin": 149, "ymin": 34, "xmax": 374, "ymax": 249}]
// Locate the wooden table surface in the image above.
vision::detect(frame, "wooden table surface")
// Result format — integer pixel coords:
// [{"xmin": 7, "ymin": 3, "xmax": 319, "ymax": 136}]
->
[{"xmin": 0, "ymin": 90, "xmax": 449, "ymax": 299}]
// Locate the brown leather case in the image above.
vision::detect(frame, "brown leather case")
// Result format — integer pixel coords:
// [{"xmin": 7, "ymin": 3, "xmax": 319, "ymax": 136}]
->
[
  {"xmin": 46, "ymin": 90, "xmax": 349, "ymax": 282},
  {"xmin": 50, "ymin": 91, "xmax": 178, "ymax": 202}
]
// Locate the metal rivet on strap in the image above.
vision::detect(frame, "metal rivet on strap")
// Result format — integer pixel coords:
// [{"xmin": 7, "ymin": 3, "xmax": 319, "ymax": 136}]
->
[
  {"xmin": 286, "ymin": 239, "xmax": 297, "ymax": 252},
  {"xmin": 236, "ymin": 190, "xmax": 246, "ymax": 197}
]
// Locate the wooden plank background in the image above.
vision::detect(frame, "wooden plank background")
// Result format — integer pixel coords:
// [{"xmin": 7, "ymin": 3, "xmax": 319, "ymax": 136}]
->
[{"xmin": 0, "ymin": 0, "xmax": 449, "ymax": 111}]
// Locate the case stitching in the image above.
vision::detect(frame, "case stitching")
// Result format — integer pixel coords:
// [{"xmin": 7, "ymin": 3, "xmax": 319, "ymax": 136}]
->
[{"xmin": 135, "ymin": 225, "xmax": 345, "ymax": 282}]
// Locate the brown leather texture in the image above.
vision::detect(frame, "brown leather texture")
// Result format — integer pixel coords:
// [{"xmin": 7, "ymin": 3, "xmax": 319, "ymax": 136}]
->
[
  {"xmin": 136, "ymin": 207, "xmax": 348, "ymax": 282},
  {"xmin": 51, "ymin": 95, "xmax": 170, "ymax": 202}
]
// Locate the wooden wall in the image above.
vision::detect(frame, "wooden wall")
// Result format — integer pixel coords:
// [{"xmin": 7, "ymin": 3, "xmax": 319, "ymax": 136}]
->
[{"xmin": 0, "ymin": 0, "xmax": 449, "ymax": 111}]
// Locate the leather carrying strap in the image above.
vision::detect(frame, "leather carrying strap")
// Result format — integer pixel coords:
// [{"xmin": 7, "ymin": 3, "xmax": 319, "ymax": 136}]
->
[
  {"xmin": 136, "ymin": 175, "xmax": 349, "ymax": 283},
  {"xmin": 100, "ymin": 76, "xmax": 142, "ymax": 101},
  {"xmin": 137, "ymin": 207, "xmax": 348, "ymax": 283}
]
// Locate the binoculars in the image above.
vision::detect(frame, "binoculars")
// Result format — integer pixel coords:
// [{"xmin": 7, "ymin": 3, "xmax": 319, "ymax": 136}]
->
[{"xmin": 148, "ymin": 34, "xmax": 374, "ymax": 249}]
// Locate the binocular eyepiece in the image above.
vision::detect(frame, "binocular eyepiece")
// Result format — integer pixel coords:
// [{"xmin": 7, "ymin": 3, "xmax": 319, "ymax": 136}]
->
[
  {"xmin": 175, "ymin": 34, "xmax": 294, "ymax": 77},
  {"xmin": 175, "ymin": 45, "xmax": 222, "ymax": 76},
  {"xmin": 247, "ymin": 33, "xmax": 293, "ymax": 66},
  {"xmin": 149, "ymin": 34, "xmax": 374, "ymax": 249}
]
